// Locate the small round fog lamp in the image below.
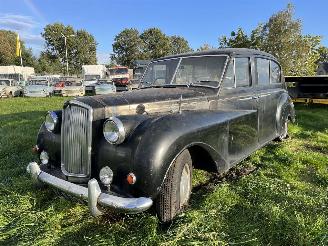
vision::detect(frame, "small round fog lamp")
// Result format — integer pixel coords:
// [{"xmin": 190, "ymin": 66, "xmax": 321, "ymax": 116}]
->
[
  {"xmin": 99, "ymin": 166, "xmax": 113, "ymax": 187},
  {"xmin": 40, "ymin": 151, "xmax": 49, "ymax": 165}
]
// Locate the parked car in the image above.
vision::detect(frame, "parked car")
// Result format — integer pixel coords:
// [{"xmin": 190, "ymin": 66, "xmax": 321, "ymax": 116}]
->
[
  {"xmin": 24, "ymin": 79, "xmax": 53, "ymax": 97},
  {"xmin": 0, "ymin": 79, "xmax": 23, "ymax": 98},
  {"xmin": 95, "ymin": 79, "xmax": 116, "ymax": 95},
  {"xmin": 109, "ymin": 66, "xmax": 131, "ymax": 91},
  {"xmin": 61, "ymin": 80, "xmax": 85, "ymax": 97},
  {"xmin": 27, "ymin": 48, "xmax": 295, "ymax": 222},
  {"xmin": 53, "ymin": 81, "xmax": 65, "ymax": 96}
]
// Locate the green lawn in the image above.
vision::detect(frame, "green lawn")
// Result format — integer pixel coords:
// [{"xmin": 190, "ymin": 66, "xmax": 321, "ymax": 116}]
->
[{"xmin": 0, "ymin": 98, "xmax": 327, "ymax": 246}]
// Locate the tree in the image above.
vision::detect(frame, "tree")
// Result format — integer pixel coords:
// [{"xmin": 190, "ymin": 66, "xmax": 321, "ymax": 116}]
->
[
  {"xmin": 197, "ymin": 43, "xmax": 215, "ymax": 51},
  {"xmin": 219, "ymin": 28, "xmax": 251, "ymax": 48},
  {"xmin": 169, "ymin": 35, "xmax": 192, "ymax": 55},
  {"xmin": 140, "ymin": 28, "xmax": 171, "ymax": 59},
  {"xmin": 0, "ymin": 30, "xmax": 37, "ymax": 67},
  {"xmin": 218, "ymin": 4, "xmax": 322, "ymax": 76},
  {"xmin": 42, "ymin": 23, "xmax": 97, "ymax": 75},
  {"xmin": 35, "ymin": 52, "xmax": 62, "ymax": 74},
  {"xmin": 317, "ymin": 46, "xmax": 328, "ymax": 64},
  {"xmin": 112, "ymin": 28, "xmax": 144, "ymax": 67}
]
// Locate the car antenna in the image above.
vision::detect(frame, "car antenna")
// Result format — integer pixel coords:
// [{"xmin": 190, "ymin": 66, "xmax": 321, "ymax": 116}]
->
[{"xmin": 178, "ymin": 94, "xmax": 183, "ymax": 114}]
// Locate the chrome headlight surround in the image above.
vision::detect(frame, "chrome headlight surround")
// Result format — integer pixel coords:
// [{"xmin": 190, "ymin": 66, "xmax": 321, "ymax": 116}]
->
[
  {"xmin": 103, "ymin": 117, "xmax": 125, "ymax": 144},
  {"xmin": 45, "ymin": 111, "xmax": 58, "ymax": 132}
]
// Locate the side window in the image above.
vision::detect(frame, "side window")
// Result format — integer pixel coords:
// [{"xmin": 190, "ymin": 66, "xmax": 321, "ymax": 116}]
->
[
  {"xmin": 270, "ymin": 61, "xmax": 281, "ymax": 83},
  {"xmin": 235, "ymin": 58, "xmax": 250, "ymax": 87},
  {"xmin": 256, "ymin": 58, "xmax": 270, "ymax": 85},
  {"xmin": 222, "ymin": 59, "xmax": 234, "ymax": 88}
]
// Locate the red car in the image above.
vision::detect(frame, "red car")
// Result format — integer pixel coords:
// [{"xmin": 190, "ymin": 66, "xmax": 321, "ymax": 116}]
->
[{"xmin": 53, "ymin": 82, "xmax": 65, "ymax": 95}]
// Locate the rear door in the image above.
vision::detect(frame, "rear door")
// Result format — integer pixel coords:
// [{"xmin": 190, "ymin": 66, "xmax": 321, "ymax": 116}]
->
[{"xmin": 255, "ymin": 57, "xmax": 283, "ymax": 145}]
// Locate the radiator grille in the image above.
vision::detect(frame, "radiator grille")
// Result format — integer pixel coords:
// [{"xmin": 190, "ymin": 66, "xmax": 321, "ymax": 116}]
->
[{"xmin": 61, "ymin": 103, "xmax": 92, "ymax": 177}]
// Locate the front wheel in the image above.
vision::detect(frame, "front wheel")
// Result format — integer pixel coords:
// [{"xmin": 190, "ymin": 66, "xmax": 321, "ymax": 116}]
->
[{"xmin": 155, "ymin": 150, "xmax": 192, "ymax": 223}]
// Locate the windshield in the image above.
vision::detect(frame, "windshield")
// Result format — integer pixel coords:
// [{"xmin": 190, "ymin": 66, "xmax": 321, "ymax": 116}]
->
[
  {"xmin": 65, "ymin": 81, "xmax": 82, "ymax": 86},
  {"xmin": 0, "ymin": 80, "xmax": 10, "ymax": 86},
  {"xmin": 109, "ymin": 68, "xmax": 128, "ymax": 75},
  {"xmin": 28, "ymin": 80, "xmax": 48, "ymax": 86},
  {"xmin": 142, "ymin": 56, "xmax": 227, "ymax": 87},
  {"xmin": 97, "ymin": 80, "xmax": 112, "ymax": 84},
  {"xmin": 84, "ymin": 75, "xmax": 100, "ymax": 81}
]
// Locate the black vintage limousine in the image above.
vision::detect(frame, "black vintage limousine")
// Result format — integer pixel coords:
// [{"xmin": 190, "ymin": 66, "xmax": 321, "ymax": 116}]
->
[{"xmin": 27, "ymin": 48, "xmax": 295, "ymax": 222}]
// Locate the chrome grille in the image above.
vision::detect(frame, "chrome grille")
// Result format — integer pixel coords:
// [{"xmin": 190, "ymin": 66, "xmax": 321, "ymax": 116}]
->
[{"xmin": 61, "ymin": 102, "xmax": 92, "ymax": 177}]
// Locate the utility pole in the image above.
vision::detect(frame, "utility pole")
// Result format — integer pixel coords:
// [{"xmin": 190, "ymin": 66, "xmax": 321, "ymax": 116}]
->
[{"xmin": 61, "ymin": 33, "xmax": 75, "ymax": 76}]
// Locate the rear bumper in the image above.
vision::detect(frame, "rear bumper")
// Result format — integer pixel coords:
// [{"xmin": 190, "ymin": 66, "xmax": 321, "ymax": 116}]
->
[{"xmin": 26, "ymin": 162, "xmax": 153, "ymax": 216}]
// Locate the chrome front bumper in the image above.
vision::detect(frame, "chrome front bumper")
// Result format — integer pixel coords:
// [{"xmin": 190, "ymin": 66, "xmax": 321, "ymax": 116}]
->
[{"xmin": 26, "ymin": 162, "xmax": 153, "ymax": 216}]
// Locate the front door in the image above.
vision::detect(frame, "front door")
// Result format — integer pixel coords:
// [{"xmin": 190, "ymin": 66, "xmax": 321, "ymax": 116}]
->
[{"xmin": 219, "ymin": 57, "xmax": 258, "ymax": 165}]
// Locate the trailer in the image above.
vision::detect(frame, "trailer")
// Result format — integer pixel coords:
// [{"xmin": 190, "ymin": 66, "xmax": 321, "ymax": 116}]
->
[{"xmin": 286, "ymin": 63, "xmax": 328, "ymax": 105}]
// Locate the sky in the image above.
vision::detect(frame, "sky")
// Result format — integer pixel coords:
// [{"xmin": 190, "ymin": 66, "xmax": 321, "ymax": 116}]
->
[{"xmin": 0, "ymin": 0, "xmax": 327, "ymax": 64}]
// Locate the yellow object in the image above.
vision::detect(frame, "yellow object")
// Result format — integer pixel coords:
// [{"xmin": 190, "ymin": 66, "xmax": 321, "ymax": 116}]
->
[
  {"xmin": 16, "ymin": 34, "xmax": 21, "ymax": 57},
  {"xmin": 292, "ymin": 98, "xmax": 328, "ymax": 105}
]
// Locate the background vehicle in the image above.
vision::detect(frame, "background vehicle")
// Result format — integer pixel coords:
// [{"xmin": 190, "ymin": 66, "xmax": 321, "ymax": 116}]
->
[
  {"xmin": 27, "ymin": 49, "xmax": 295, "ymax": 223},
  {"xmin": 108, "ymin": 66, "xmax": 132, "ymax": 91},
  {"xmin": 0, "ymin": 66, "xmax": 35, "ymax": 83},
  {"xmin": 24, "ymin": 79, "xmax": 53, "ymax": 97},
  {"xmin": 95, "ymin": 79, "xmax": 116, "ymax": 95},
  {"xmin": 53, "ymin": 81, "xmax": 65, "ymax": 96},
  {"xmin": 61, "ymin": 80, "xmax": 85, "ymax": 97},
  {"xmin": 0, "ymin": 79, "xmax": 23, "ymax": 97},
  {"xmin": 129, "ymin": 60, "xmax": 150, "ymax": 90},
  {"xmin": 286, "ymin": 63, "xmax": 328, "ymax": 104},
  {"xmin": 82, "ymin": 65, "xmax": 107, "ymax": 94}
]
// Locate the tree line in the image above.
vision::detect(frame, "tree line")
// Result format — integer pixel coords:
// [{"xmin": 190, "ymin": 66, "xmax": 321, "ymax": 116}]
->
[{"xmin": 0, "ymin": 4, "xmax": 327, "ymax": 76}]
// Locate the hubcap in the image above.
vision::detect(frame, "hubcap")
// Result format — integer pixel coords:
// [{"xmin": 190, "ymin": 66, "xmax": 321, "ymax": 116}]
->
[
  {"xmin": 282, "ymin": 120, "xmax": 288, "ymax": 138},
  {"xmin": 179, "ymin": 163, "xmax": 191, "ymax": 206}
]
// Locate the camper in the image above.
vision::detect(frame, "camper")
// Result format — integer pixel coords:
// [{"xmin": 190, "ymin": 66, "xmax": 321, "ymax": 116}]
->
[{"xmin": 82, "ymin": 65, "xmax": 107, "ymax": 94}]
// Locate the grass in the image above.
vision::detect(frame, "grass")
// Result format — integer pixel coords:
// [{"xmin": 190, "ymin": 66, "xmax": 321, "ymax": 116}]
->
[{"xmin": 0, "ymin": 97, "xmax": 327, "ymax": 246}]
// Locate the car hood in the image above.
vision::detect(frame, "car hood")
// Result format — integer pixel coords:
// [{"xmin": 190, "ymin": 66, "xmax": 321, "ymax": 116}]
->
[
  {"xmin": 63, "ymin": 86, "xmax": 83, "ymax": 91},
  {"xmin": 95, "ymin": 84, "xmax": 115, "ymax": 89},
  {"xmin": 25, "ymin": 85, "xmax": 49, "ymax": 91},
  {"xmin": 73, "ymin": 87, "xmax": 216, "ymax": 119}
]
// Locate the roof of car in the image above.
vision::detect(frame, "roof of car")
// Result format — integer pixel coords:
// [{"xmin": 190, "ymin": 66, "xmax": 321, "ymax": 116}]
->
[{"xmin": 156, "ymin": 48, "xmax": 277, "ymax": 61}]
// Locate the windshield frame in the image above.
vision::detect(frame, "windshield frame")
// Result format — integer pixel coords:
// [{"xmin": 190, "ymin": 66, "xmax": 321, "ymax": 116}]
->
[{"xmin": 141, "ymin": 54, "xmax": 229, "ymax": 89}]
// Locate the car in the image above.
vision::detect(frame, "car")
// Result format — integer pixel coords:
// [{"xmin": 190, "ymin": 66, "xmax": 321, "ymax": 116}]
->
[
  {"xmin": 95, "ymin": 79, "xmax": 116, "ymax": 95},
  {"xmin": 27, "ymin": 48, "xmax": 295, "ymax": 222},
  {"xmin": 61, "ymin": 80, "xmax": 85, "ymax": 97},
  {"xmin": 24, "ymin": 79, "xmax": 53, "ymax": 97},
  {"xmin": 0, "ymin": 79, "xmax": 23, "ymax": 98},
  {"xmin": 53, "ymin": 81, "xmax": 65, "ymax": 96}
]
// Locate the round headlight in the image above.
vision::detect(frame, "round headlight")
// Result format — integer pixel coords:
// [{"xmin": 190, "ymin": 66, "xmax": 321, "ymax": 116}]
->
[
  {"xmin": 45, "ymin": 111, "xmax": 58, "ymax": 132},
  {"xmin": 103, "ymin": 117, "xmax": 125, "ymax": 144}
]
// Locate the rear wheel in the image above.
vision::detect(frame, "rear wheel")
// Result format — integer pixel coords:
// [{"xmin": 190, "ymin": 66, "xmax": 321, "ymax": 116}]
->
[
  {"xmin": 276, "ymin": 116, "xmax": 289, "ymax": 141},
  {"xmin": 155, "ymin": 150, "xmax": 192, "ymax": 223}
]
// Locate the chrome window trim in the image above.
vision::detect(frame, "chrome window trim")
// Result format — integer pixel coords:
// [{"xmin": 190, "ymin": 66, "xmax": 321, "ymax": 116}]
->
[{"xmin": 61, "ymin": 100, "xmax": 93, "ymax": 178}]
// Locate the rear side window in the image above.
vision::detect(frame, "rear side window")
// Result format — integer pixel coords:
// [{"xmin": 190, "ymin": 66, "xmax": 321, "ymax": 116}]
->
[
  {"xmin": 270, "ymin": 61, "xmax": 281, "ymax": 83},
  {"xmin": 256, "ymin": 58, "xmax": 270, "ymax": 85},
  {"xmin": 235, "ymin": 58, "xmax": 250, "ymax": 87}
]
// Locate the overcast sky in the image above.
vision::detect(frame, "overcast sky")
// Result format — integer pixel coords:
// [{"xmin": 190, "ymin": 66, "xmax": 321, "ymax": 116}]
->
[{"xmin": 0, "ymin": 0, "xmax": 327, "ymax": 64}]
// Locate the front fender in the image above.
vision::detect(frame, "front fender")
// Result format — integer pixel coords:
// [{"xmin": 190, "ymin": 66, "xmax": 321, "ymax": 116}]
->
[{"xmin": 132, "ymin": 110, "xmax": 255, "ymax": 198}]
